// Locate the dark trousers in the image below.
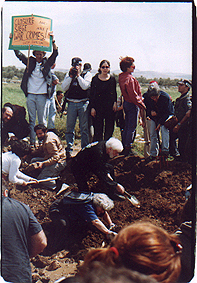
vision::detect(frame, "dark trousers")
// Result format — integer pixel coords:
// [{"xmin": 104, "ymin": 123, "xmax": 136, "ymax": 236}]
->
[
  {"xmin": 169, "ymin": 127, "xmax": 188, "ymax": 158},
  {"xmin": 93, "ymin": 111, "xmax": 115, "ymax": 142}
]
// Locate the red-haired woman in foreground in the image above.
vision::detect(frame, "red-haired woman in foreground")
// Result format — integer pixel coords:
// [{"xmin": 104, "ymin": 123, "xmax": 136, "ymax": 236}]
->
[{"xmin": 79, "ymin": 221, "xmax": 182, "ymax": 283}]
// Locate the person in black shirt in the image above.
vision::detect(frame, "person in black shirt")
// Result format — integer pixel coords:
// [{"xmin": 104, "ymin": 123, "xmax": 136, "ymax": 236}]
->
[
  {"xmin": 64, "ymin": 137, "xmax": 125, "ymax": 201},
  {"xmin": 90, "ymin": 60, "xmax": 117, "ymax": 142}
]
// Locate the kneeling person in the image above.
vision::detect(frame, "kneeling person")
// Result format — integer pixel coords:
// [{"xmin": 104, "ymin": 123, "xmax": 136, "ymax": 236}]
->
[
  {"xmin": 49, "ymin": 191, "xmax": 117, "ymax": 238},
  {"xmin": 30, "ymin": 124, "xmax": 66, "ymax": 189},
  {"xmin": 67, "ymin": 137, "xmax": 125, "ymax": 200}
]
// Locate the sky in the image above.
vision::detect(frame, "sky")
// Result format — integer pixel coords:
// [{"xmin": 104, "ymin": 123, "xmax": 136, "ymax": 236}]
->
[{"xmin": 1, "ymin": 1, "xmax": 192, "ymax": 75}]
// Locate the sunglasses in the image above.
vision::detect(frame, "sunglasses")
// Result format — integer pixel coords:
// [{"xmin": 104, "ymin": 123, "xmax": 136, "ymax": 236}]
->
[{"xmin": 101, "ymin": 66, "xmax": 110, "ymax": 69}]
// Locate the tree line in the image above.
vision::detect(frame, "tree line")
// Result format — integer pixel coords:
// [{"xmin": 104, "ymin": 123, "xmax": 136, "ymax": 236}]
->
[{"xmin": 3, "ymin": 66, "xmax": 180, "ymax": 87}]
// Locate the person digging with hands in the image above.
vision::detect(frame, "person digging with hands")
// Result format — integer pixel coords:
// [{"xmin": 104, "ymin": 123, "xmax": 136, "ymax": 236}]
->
[
  {"xmin": 61, "ymin": 137, "xmax": 125, "ymax": 201},
  {"xmin": 49, "ymin": 192, "xmax": 117, "ymax": 249},
  {"xmin": 2, "ymin": 139, "xmax": 38, "ymax": 186},
  {"xmin": 29, "ymin": 124, "xmax": 67, "ymax": 190}
]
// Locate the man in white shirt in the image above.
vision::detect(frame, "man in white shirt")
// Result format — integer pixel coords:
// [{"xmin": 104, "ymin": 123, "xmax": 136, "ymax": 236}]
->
[{"xmin": 61, "ymin": 57, "xmax": 92, "ymax": 158}]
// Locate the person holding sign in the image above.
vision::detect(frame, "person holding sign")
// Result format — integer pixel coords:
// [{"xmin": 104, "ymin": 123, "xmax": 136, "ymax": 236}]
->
[{"xmin": 10, "ymin": 32, "xmax": 58, "ymax": 148}]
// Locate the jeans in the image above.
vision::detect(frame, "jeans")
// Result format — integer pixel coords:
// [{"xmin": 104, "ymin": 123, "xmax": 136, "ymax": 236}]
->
[
  {"xmin": 122, "ymin": 101, "xmax": 139, "ymax": 147},
  {"xmin": 31, "ymin": 157, "xmax": 66, "ymax": 189},
  {"xmin": 150, "ymin": 120, "xmax": 169, "ymax": 156},
  {"xmin": 44, "ymin": 94, "xmax": 56, "ymax": 129},
  {"xmin": 26, "ymin": 94, "xmax": 47, "ymax": 144},
  {"xmin": 65, "ymin": 101, "xmax": 89, "ymax": 152}
]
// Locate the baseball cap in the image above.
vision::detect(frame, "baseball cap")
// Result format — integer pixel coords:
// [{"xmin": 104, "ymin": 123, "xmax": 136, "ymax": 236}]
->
[
  {"xmin": 178, "ymin": 79, "xmax": 192, "ymax": 88},
  {"xmin": 148, "ymin": 81, "xmax": 159, "ymax": 92},
  {"xmin": 71, "ymin": 57, "xmax": 82, "ymax": 66}
]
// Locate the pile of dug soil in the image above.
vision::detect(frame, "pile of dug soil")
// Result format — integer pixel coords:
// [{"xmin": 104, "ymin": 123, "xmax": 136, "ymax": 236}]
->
[{"xmin": 8, "ymin": 155, "xmax": 192, "ymax": 282}]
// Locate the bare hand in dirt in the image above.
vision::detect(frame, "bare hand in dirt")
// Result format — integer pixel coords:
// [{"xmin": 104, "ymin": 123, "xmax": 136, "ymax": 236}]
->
[
  {"xmin": 106, "ymin": 231, "xmax": 117, "ymax": 240},
  {"xmin": 116, "ymin": 183, "xmax": 125, "ymax": 194},
  {"xmin": 109, "ymin": 223, "xmax": 116, "ymax": 231},
  {"xmin": 91, "ymin": 108, "xmax": 96, "ymax": 117}
]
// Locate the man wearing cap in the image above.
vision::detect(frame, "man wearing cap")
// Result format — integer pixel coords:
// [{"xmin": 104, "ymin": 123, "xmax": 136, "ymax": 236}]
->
[
  {"xmin": 145, "ymin": 81, "xmax": 174, "ymax": 161},
  {"xmin": 169, "ymin": 79, "xmax": 192, "ymax": 161},
  {"xmin": 61, "ymin": 58, "xmax": 92, "ymax": 158},
  {"xmin": 12, "ymin": 33, "xmax": 58, "ymax": 148}
]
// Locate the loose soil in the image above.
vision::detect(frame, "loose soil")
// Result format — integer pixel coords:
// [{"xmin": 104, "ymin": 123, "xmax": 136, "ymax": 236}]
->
[{"xmin": 6, "ymin": 152, "xmax": 192, "ymax": 283}]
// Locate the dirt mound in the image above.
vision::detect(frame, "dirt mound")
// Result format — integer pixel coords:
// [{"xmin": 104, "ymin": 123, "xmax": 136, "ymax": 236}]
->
[{"xmin": 8, "ymin": 155, "xmax": 192, "ymax": 282}]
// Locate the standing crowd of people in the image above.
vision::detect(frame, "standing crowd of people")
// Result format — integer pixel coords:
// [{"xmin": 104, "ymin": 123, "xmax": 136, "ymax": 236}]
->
[{"xmin": 1, "ymin": 32, "xmax": 193, "ymax": 283}]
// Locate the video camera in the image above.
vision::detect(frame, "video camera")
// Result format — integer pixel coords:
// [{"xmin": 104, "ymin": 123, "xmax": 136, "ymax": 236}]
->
[{"xmin": 70, "ymin": 57, "xmax": 82, "ymax": 77}]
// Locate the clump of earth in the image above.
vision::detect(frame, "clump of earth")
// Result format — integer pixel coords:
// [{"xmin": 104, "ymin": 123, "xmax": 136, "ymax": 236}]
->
[{"xmin": 7, "ymin": 153, "xmax": 192, "ymax": 283}]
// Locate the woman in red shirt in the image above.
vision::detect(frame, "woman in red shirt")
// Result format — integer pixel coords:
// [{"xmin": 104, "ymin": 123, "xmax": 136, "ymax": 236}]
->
[{"xmin": 119, "ymin": 57, "xmax": 146, "ymax": 156}]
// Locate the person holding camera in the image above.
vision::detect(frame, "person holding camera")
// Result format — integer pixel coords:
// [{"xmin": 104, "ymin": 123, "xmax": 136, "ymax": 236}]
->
[{"xmin": 61, "ymin": 57, "xmax": 92, "ymax": 158}]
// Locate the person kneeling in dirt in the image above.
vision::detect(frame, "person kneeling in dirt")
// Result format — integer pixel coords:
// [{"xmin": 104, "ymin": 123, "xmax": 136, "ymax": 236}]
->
[
  {"xmin": 49, "ymin": 192, "xmax": 117, "ymax": 243},
  {"xmin": 30, "ymin": 124, "xmax": 67, "ymax": 190},
  {"xmin": 65, "ymin": 137, "xmax": 125, "ymax": 200},
  {"xmin": 2, "ymin": 139, "xmax": 37, "ymax": 186}
]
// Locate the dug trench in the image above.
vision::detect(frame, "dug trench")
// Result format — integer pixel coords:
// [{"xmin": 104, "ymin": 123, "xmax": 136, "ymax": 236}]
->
[{"xmin": 8, "ymin": 155, "xmax": 192, "ymax": 282}]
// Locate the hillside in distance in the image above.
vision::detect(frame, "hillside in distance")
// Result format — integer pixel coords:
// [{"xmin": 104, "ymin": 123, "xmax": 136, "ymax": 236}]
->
[{"xmin": 56, "ymin": 68, "xmax": 191, "ymax": 80}]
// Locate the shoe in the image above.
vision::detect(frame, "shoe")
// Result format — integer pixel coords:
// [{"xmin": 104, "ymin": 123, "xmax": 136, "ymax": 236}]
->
[{"xmin": 145, "ymin": 156, "xmax": 156, "ymax": 162}]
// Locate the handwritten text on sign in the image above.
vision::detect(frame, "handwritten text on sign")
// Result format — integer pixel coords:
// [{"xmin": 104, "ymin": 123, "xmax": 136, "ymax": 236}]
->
[{"xmin": 12, "ymin": 15, "xmax": 51, "ymax": 47}]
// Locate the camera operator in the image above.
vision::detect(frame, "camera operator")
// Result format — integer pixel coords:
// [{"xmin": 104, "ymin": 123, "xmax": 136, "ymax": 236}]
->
[{"xmin": 61, "ymin": 57, "xmax": 92, "ymax": 158}]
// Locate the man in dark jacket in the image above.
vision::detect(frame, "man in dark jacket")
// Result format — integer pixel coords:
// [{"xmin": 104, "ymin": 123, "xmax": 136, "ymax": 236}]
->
[
  {"xmin": 169, "ymin": 79, "xmax": 192, "ymax": 161},
  {"xmin": 13, "ymin": 33, "xmax": 58, "ymax": 147},
  {"xmin": 62, "ymin": 137, "xmax": 125, "ymax": 200},
  {"xmin": 2, "ymin": 103, "xmax": 30, "ymax": 145},
  {"xmin": 144, "ymin": 81, "xmax": 174, "ymax": 161}
]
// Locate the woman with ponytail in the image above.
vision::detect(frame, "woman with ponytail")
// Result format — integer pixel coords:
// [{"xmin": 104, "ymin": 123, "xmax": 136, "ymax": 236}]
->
[{"xmin": 79, "ymin": 221, "xmax": 182, "ymax": 283}]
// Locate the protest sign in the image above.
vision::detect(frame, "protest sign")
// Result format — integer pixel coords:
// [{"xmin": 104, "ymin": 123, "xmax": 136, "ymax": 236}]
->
[{"xmin": 9, "ymin": 14, "xmax": 52, "ymax": 52}]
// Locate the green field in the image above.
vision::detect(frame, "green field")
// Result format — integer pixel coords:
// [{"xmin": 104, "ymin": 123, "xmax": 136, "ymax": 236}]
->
[{"xmin": 2, "ymin": 82, "xmax": 180, "ymax": 154}]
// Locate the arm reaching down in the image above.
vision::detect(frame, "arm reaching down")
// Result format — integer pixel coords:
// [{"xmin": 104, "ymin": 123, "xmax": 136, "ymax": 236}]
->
[{"xmin": 29, "ymin": 230, "xmax": 47, "ymax": 258}]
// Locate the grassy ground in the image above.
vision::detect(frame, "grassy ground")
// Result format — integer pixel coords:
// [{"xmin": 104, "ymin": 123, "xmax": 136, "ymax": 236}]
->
[{"xmin": 2, "ymin": 82, "xmax": 180, "ymax": 155}]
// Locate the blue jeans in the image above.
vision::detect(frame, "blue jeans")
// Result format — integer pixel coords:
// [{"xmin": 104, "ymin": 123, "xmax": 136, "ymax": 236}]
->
[
  {"xmin": 26, "ymin": 94, "xmax": 48, "ymax": 144},
  {"xmin": 65, "ymin": 101, "xmax": 89, "ymax": 152},
  {"xmin": 122, "ymin": 101, "xmax": 139, "ymax": 147},
  {"xmin": 44, "ymin": 94, "xmax": 56, "ymax": 129},
  {"xmin": 150, "ymin": 120, "xmax": 169, "ymax": 156}
]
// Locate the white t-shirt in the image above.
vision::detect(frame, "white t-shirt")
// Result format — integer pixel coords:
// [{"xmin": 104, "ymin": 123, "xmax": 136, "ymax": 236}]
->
[
  {"xmin": 2, "ymin": 151, "xmax": 31, "ymax": 185},
  {"xmin": 27, "ymin": 62, "xmax": 47, "ymax": 94}
]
